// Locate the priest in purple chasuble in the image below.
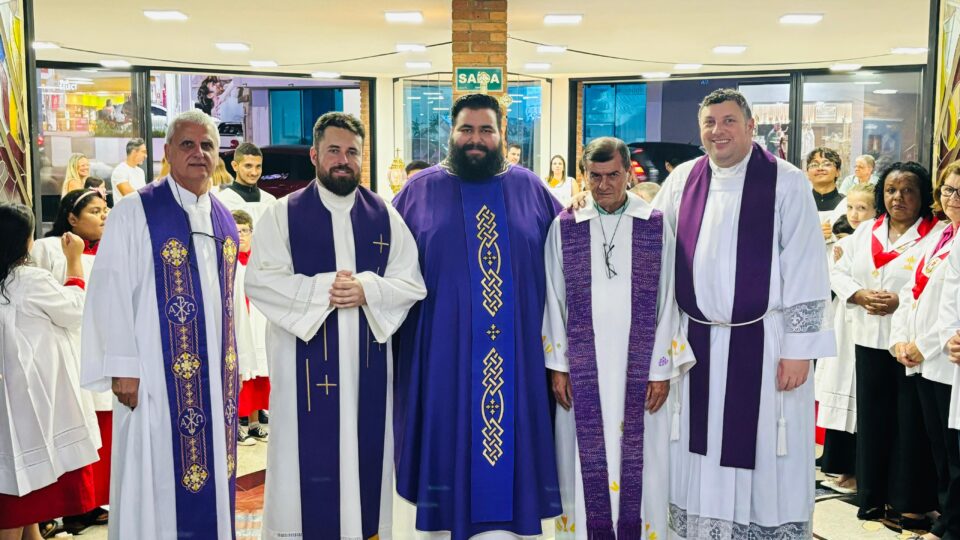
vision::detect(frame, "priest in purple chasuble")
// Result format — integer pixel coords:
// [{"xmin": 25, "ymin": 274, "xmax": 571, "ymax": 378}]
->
[
  {"xmin": 543, "ymin": 137, "xmax": 693, "ymax": 540},
  {"xmin": 392, "ymin": 94, "xmax": 563, "ymax": 539},
  {"xmin": 244, "ymin": 112, "xmax": 426, "ymax": 540},
  {"xmin": 653, "ymin": 89, "xmax": 835, "ymax": 539},
  {"xmin": 80, "ymin": 111, "xmax": 240, "ymax": 540}
]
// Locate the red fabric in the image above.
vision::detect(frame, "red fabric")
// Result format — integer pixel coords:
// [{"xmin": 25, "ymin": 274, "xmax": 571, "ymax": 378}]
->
[
  {"xmin": 83, "ymin": 239, "xmax": 99, "ymax": 255},
  {"xmin": 238, "ymin": 250, "xmax": 251, "ymax": 266},
  {"xmin": 0, "ymin": 465, "xmax": 97, "ymax": 528},
  {"xmin": 912, "ymin": 225, "xmax": 955, "ymax": 300},
  {"xmin": 91, "ymin": 411, "xmax": 112, "ymax": 507},
  {"xmin": 238, "ymin": 376, "xmax": 271, "ymax": 418},
  {"xmin": 871, "ymin": 214, "xmax": 937, "ymax": 269},
  {"xmin": 64, "ymin": 277, "xmax": 86, "ymax": 289},
  {"xmin": 814, "ymin": 402, "xmax": 825, "ymax": 446}
]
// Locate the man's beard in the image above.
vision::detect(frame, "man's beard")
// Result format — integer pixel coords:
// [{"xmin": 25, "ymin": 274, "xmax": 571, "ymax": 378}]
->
[
  {"xmin": 318, "ymin": 165, "xmax": 360, "ymax": 196},
  {"xmin": 447, "ymin": 141, "xmax": 505, "ymax": 181}
]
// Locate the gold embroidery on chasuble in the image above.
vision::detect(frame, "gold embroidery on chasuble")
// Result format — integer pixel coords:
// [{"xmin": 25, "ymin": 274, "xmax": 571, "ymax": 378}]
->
[
  {"xmin": 222, "ymin": 237, "xmax": 239, "ymax": 477},
  {"xmin": 475, "ymin": 205, "xmax": 506, "ymax": 467}
]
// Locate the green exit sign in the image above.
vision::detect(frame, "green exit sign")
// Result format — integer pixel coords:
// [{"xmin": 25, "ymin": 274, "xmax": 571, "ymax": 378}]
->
[{"xmin": 455, "ymin": 67, "xmax": 504, "ymax": 92}]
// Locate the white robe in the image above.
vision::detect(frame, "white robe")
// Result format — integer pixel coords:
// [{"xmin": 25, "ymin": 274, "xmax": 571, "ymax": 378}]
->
[
  {"xmin": 0, "ymin": 266, "xmax": 100, "ymax": 496},
  {"xmin": 80, "ymin": 178, "xmax": 234, "ymax": 540},
  {"xmin": 244, "ymin": 182, "xmax": 426, "ymax": 540},
  {"xmin": 542, "ymin": 192, "xmax": 692, "ymax": 540},
  {"xmin": 215, "ymin": 185, "xmax": 278, "ymax": 225},
  {"xmin": 653, "ymin": 153, "xmax": 835, "ymax": 538},
  {"xmin": 936, "ymin": 240, "xmax": 960, "ymax": 430},
  {"xmin": 814, "ymin": 235, "xmax": 858, "ymax": 433},
  {"xmin": 234, "ymin": 260, "xmax": 269, "ymax": 380},
  {"xmin": 31, "ymin": 237, "xmax": 113, "ymax": 411}
]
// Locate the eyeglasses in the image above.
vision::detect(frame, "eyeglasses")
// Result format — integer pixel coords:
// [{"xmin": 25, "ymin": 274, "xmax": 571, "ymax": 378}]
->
[
  {"xmin": 941, "ymin": 185, "xmax": 960, "ymax": 199},
  {"xmin": 237, "ymin": 228, "xmax": 252, "ymax": 236},
  {"xmin": 807, "ymin": 161, "xmax": 836, "ymax": 169}
]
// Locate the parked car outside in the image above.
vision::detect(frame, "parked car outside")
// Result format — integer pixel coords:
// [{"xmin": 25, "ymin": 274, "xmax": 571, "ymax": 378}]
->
[
  {"xmin": 220, "ymin": 144, "xmax": 313, "ymax": 199},
  {"xmin": 628, "ymin": 142, "xmax": 704, "ymax": 184}
]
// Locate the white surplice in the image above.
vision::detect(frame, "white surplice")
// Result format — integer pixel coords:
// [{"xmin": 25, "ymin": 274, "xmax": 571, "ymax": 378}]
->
[
  {"xmin": 80, "ymin": 178, "xmax": 234, "ymax": 540},
  {"xmin": 215, "ymin": 185, "xmax": 277, "ymax": 224},
  {"xmin": 654, "ymin": 153, "xmax": 835, "ymax": 538},
  {"xmin": 244, "ymin": 182, "xmax": 426, "ymax": 540},
  {"xmin": 0, "ymin": 267, "xmax": 100, "ymax": 496},
  {"xmin": 31, "ymin": 237, "xmax": 113, "ymax": 411},
  {"xmin": 815, "ymin": 235, "xmax": 858, "ymax": 433},
  {"xmin": 936, "ymin": 241, "xmax": 960, "ymax": 430},
  {"xmin": 542, "ymin": 192, "xmax": 692, "ymax": 540}
]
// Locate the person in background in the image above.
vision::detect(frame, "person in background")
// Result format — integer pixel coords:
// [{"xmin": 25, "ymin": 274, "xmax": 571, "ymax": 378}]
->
[
  {"xmin": 816, "ymin": 182, "xmax": 878, "ymax": 497},
  {"xmin": 832, "ymin": 162, "xmax": 941, "ymax": 529},
  {"xmin": 839, "ymin": 155, "xmax": 879, "ymax": 196},
  {"xmin": 405, "ymin": 160, "xmax": 430, "ymax": 180},
  {"xmin": 0, "ymin": 203, "xmax": 100, "ymax": 540},
  {"xmin": 807, "ymin": 147, "xmax": 846, "ymax": 242},
  {"xmin": 543, "ymin": 154, "xmax": 578, "ymax": 207},
  {"xmin": 61, "ymin": 153, "xmax": 91, "ymax": 198},
  {"xmin": 211, "ymin": 157, "xmax": 233, "ymax": 188},
  {"xmin": 159, "ymin": 157, "xmax": 170, "ymax": 179},
  {"xmin": 217, "ymin": 143, "xmax": 276, "ymax": 224},
  {"xmin": 506, "ymin": 143, "xmax": 522, "ymax": 166},
  {"xmin": 111, "ymin": 138, "xmax": 147, "ymax": 202},
  {"xmin": 663, "ymin": 157, "xmax": 682, "ymax": 175},
  {"xmin": 630, "ymin": 181, "xmax": 660, "ymax": 203}
]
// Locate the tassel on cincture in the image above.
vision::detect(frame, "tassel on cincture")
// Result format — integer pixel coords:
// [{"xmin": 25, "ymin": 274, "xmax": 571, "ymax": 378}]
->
[
  {"xmin": 776, "ymin": 391, "xmax": 787, "ymax": 456},
  {"xmin": 671, "ymin": 408, "xmax": 681, "ymax": 441}
]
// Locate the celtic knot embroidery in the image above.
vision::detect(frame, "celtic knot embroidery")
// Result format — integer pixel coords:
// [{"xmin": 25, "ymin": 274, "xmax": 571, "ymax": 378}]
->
[
  {"xmin": 476, "ymin": 206, "xmax": 504, "ymax": 317},
  {"xmin": 181, "ymin": 463, "xmax": 209, "ymax": 493},
  {"xmin": 481, "ymin": 347, "xmax": 505, "ymax": 466},
  {"xmin": 161, "ymin": 238, "xmax": 188, "ymax": 267},
  {"xmin": 172, "ymin": 352, "xmax": 201, "ymax": 380}
]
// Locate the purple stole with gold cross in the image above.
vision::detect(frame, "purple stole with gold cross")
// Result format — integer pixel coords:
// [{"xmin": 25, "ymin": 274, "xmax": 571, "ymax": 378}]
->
[
  {"xmin": 287, "ymin": 181, "xmax": 391, "ymax": 539},
  {"xmin": 140, "ymin": 177, "xmax": 240, "ymax": 539}
]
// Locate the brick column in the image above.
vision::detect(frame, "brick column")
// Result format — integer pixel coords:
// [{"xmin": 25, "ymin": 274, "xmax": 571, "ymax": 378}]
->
[
  {"xmin": 359, "ymin": 80, "xmax": 372, "ymax": 189},
  {"xmin": 451, "ymin": 0, "xmax": 508, "ymax": 107},
  {"xmin": 575, "ymin": 82, "xmax": 584, "ymax": 185}
]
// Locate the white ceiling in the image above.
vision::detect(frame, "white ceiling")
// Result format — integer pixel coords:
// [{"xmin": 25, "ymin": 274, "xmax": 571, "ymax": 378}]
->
[{"xmin": 34, "ymin": 0, "xmax": 931, "ymax": 78}]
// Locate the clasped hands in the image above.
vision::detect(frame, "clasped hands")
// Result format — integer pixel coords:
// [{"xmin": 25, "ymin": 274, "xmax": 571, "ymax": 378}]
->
[
  {"xmin": 851, "ymin": 289, "xmax": 899, "ymax": 316},
  {"xmin": 329, "ymin": 270, "xmax": 366, "ymax": 309},
  {"xmin": 893, "ymin": 341, "xmax": 924, "ymax": 368}
]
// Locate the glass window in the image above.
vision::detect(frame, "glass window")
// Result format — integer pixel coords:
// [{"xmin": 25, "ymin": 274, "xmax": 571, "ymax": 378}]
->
[
  {"xmin": 504, "ymin": 81, "xmax": 542, "ymax": 172},
  {"xmin": 402, "ymin": 80, "xmax": 452, "ymax": 166},
  {"xmin": 801, "ymin": 72, "xmax": 921, "ymax": 179},
  {"xmin": 36, "ymin": 67, "xmax": 144, "ymax": 218},
  {"xmin": 582, "ymin": 82, "xmax": 647, "ymax": 144},
  {"xmin": 739, "ymin": 83, "xmax": 791, "ymax": 159}
]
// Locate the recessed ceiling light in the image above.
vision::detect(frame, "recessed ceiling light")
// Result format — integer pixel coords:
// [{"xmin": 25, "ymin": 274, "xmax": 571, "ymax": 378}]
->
[
  {"xmin": 216, "ymin": 42, "xmax": 249, "ymax": 52},
  {"xmin": 779, "ymin": 13, "xmax": 823, "ymax": 24},
  {"xmin": 891, "ymin": 47, "xmax": 928, "ymax": 55},
  {"xmin": 544, "ymin": 14, "xmax": 582, "ymax": 25},
  {"xmin": 396, "ymin": 43, "xmax": 427, "ymax": 52},
  {"xmin": 873, "ymin": 89, "xmax": 898, "ymax": 94},
  {"xmin": 406, "ymin": 61, "xmax": 432, "ymax": 69},
  {"xmin": 713, "ymin": 45, "xmax": 747, "ymax": 54},
  {"xmin": 830, "ymin": 63, "xmax": 862, "ymax": 71},
  {"xmin": 641, "ymin": 72, "xmax": 671, "ymax": 79},
  {"xmin": 32, "ymin": 41, "xmax": 60, "ymax": 50},
  {"xmin": 524, "ymin": 62, "xmax": 551, "ymax": 70},
  {"xmin": 100, "ymin": 59, "xmax": 131, "ymax": 68},
  {"xmin": 674, "ymin": 63, "xmax": 702, "ymax": 70},
  {"xmin": 80, "ymin": 68, "xmax": 101, "ymax": 73},
  {"xmin": 143, "ymin": 10, "xmax": 188, "ymax": 21},
  {"xmin": 432, "ymin": 107, "xmax": 447, "ymax": 112},
  {"xmin": 853, "ymin": 81, "xmax": 881, "ymax": 85},
  {"xmin": 249, "ymin": 60, "xmax": 278, "ymax": 67},
  {"xmin": 385, "ymin": 11, "xmax": 424, "ymax": 23},
  {"xmin": 311, "ymin": 71, "xmax": 341, "ymax": 79},
  {"xmin": 537, "ymin": 45, "xmax": 567, "ymax": 53}
]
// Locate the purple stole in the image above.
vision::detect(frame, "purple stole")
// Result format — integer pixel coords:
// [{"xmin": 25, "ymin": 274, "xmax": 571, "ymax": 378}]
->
[
  {"xmin": 560, "ymin": 207, "xmax": 662, "ymax": 540},
  {"xmin": 675, "ymin": 143, "xmax": 777, "ymax": 470},
  {"xmin": 140, "ymin": 178, "xmax": 240, "ymax": 539},
  {"xmin": 287, "ymin": 181, "xmax": 391, "ymax": 539}
]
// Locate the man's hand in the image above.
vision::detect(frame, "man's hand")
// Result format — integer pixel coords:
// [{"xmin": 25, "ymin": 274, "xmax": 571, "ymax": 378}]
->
[
  {"xmin": 947, "ymin": 331, "xmax": 960, "ymax": 365},
  {"xmin": 568, "ymin": 191, "xmax": 589, "ymax": 211},
  {"xmin": 112, "ymin": 377, "xmax": 141, "ymax": 410},
  {"xmin": 821, "ymin": 221, "xmax": 833, "ymax": 241},
  {"xmin": 329, "ymin": 270, "xmax": 366, "ymax": 309},
  {"xmin": 894, "ymin": 341, "xmax": 923, "ymax": 368},
  {"xmin": 777, "ymin": 359, "xmax": 810, "ymax": 391},
  {"xmin": 551, "ymin": 370, "xmax": 573, "ymax": 411},
  {"xmin": 645, "ymin": 380, "xmax": 669, "ymax": 413}
]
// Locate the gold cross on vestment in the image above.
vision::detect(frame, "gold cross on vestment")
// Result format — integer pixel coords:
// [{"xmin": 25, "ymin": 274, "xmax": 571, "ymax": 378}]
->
[
  {"xmin": 317, "ymin": 375, "xmax": 337, "ymax": 396},
  {"xmin": 373, "ymin": 234, "xmax": 390, "ymax": 254}
]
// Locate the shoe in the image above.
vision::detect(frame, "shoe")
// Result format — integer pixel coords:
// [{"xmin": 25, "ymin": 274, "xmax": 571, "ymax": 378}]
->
[
  {"xmin": 39, "ymin": 520, "xmax": 59, "ymax": 539},
  {"xmin": 62, "ymin": 515, "xmax": 91, "ymax": 535},
  {"xmin": 238, "ymin": 426, "xmax": 256, "ymax": 446},
  {"xmin": 248, "ymin": 425, "xmax": 269, "ymax": 442},
  {"xmin": 239, "ymin": 416, "xmax": 249, "ymax": 428},
  {"xmin": 822, "ymin": 478, "xmax": 857, "ymax": 494},
  {"xmin": 900, "ymin": 514, "xmax": 932, "ymax": 532},
  {"xmin": 259, "ymin": 410, "xmax": 270, "ymax": 425},
  {"xmin": 858, "ymin": 507, "xmax": 885, "ymax": 521}
]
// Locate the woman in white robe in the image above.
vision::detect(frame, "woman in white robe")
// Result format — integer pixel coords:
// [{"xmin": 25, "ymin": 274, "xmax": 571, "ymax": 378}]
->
[
  {"xmin": 0, "ymin": 203, "xmax": 100, "ymax": 539},
  {"xmin": 831, "ymin": 162, "xmax": 941, "ymax": 526}
]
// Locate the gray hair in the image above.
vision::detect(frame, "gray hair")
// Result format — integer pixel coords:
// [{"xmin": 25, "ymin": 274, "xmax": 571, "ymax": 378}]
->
[
  {"xmin": 856, "ymin": 154, "xmax": 876, "ymax": 169},
  {"xmin": 126, "ymin": 137, "xmax": 145, "ymax": 155},
  {"xmin": 582, "ymin": 136, "xmax": 632, "ymax": 171},
  {"xmin": 698, "ymin": 88, "xmax": 753, "ymax": 125},
  {"xmin": 166, "ymin": 110, "xmax": 220, "ymax": 148}
]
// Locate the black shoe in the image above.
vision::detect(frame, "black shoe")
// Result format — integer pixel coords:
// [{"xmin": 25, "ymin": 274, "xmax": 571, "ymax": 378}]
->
[
  {"xmin": 62, "ymin": 515, "xmax": 91, "ymax": 535},
  {"xmin": 258, "ymin": 410, "xmax": 269, "ymax": 424},
  {"xmin": 248, "ymin": 425, "xmax": 269, "ymax": 442},
  {"xmin": 858, "ymin": 507, "xmax": 885, "ymax": 521},
  {"xmin": 900, "ymin": 515, "xmax": 932, "ymax": 532},
  {"xmin": 240, "ymin": 417, "xmax": 249, "ymax": 427}
]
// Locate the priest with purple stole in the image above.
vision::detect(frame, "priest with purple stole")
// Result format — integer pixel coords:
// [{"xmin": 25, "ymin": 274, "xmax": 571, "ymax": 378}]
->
[
  {"xmin": 80, "ymin": 110, "xmax": 240, "ymax": 540},
  {"xmin": 392, "ymin": 93, "xmax": 563, "ymax": 538},
  {"xmin": 244, "ymin": 112, "xmax": 426, "ymax": 540},
  {"xmin": 653, "ymin": 89, "xmax": 835, "ymax": 539},
  {"xmin": 543, "ymin": 136, "xmax": 690, "ymax": 540}
]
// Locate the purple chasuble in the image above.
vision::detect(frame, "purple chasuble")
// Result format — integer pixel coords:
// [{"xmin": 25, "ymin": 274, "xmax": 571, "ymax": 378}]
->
[
  {"xmin": 287, "ymin": 181, "xmax": 391, "ymax": 539},
  {"xmin": 560, "ymin": 208, "xmax": 662, "ymax": 540},
  {"xmin": 140, "ymin": 178, "xmax": 240, "ymax": 539},
  {"xmin": 675, "ymin": 143, "xmax": 777, "ymax": 470}
]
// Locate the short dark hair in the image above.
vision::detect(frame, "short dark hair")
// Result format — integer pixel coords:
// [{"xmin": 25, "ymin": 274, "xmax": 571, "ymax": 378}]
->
[
  {"xmin": 234, "ymin": 142, "xmax": 262, "ymax": 163},
  {"xmin": 312, "ymin": 112, "xmax": 365, "ymax": 146},
  {"xmin": 875, "ymin": 161, "xmax": 934, "ymax": 220},
  {"xmin": 232, "ymin": 209, "xmax": 253, "ymax": 228},
  {"xmin": 806, "ymin": 146, "xmax": 842, "ymax": 171},
  {"xmin": 508, "ymin": 143, "xmax": 522, "ymax": 152},
  {"xmin": 832, "ymin": 214, "xmax": 855, "ymax": 236},
  {"xmin": 450, "ymin": 93, "xmax": 502, "ymax": 128},
  {"xmin": 582, "ymin": 137, "xmax": 631, "ymax": 172},
  {"xmin": 126, "ymin": 138, "xmax": 145, "ymax": 156},
  {"xmin": 83, "ymin": 177, "xmax": 104, "ymax": 189},
  {"xmin": 698, "ymin": 88, "xmax": 753, "ymax": 124},
  {"xmin": 405, "ymin": 160, "xmax": 430, "ymax": 175}
]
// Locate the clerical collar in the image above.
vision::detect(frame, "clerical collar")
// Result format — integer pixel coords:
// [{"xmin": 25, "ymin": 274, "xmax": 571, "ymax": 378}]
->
[
  {"xmin": 594, "ymin": 198, "xmax": 629, "ymax": 216},
  {"xmin": 226, "ymin": 181, "xmax": 261, "ymax": 203},
  {"xmin": 812, "ymin": 188, "xmax": 843, "ymax": 212}
]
